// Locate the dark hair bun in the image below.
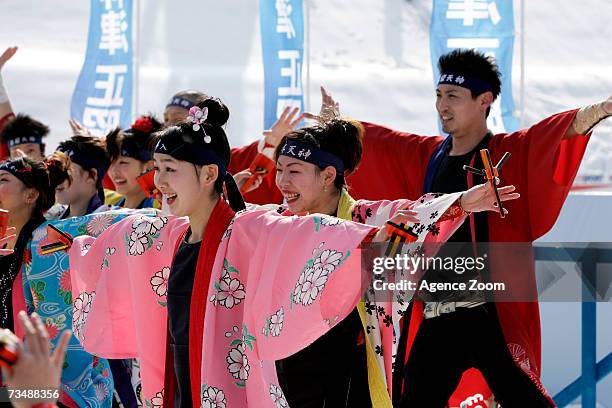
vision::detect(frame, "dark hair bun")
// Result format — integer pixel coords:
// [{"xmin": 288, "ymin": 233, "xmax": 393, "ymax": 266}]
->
[
  {"xmin": 198, "ymin": 98, "xmax": 229, "ymax": 128},
  {"xmin": 322, "ymin": 119, "xmax": 363, "ymax": 174},
  {"xmin": 45, "ymin": 151, "xmax": 71, "ymax": 189},
  {"xmin": 130, "ymin": 115, "xmax": 163, "ymax": 136}
]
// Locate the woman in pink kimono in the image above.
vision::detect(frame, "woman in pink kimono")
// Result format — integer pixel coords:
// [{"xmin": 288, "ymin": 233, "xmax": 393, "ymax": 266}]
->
[
  {"xmin": 270, "ymin": 118, "xmax": 518, "ymax": 407},
  {"xmin": 68, "ymin": 98, "xmax": 515, "ymax": 408}
]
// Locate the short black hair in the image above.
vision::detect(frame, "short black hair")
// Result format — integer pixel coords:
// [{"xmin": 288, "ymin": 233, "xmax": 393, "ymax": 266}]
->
[
  {"xmin": 0, "ymin": 114, "xmax": 49, "ymax": 153},
  {"xmin": 438, "ymin": 49, "xmax": 502, "ymax": 100},
  {"xmin": 57, "ymin": 135, "xmax": 110, "ymax": 201},
  {"xmin": 58, "ymin": 135, "xmax": 110, "ymax": 175}
]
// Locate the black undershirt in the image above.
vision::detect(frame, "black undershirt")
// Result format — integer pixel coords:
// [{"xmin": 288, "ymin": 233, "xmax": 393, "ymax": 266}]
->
[
  {"xmin": 167, "ymin": 230, "xmax": 200, "ymax": 408},
  {"xmin": 275, "ymin": 309, "xmax": 370, "ymax": 408},
  {"xmin": 417, "ymin": 141, "xmax": 491, "ymax": 303},
  {"xmin": 392, "ymin": 135, "xmax": 492, "ymax": 401}
]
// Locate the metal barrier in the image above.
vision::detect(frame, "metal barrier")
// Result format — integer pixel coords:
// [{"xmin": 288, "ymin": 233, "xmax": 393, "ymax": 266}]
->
[{"xmin": 534, "ymin": 246, "xmax": 612, "ymax": 407}]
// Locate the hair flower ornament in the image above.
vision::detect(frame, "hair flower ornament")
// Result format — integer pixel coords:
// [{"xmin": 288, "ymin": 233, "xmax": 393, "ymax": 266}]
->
[
  {"xmin": 131, "ymin": 116, "xmax": 154, "ymax": 134},
  {"xmin": 188, "ymin": 106, "xmax": 212, "ymax": 143}
]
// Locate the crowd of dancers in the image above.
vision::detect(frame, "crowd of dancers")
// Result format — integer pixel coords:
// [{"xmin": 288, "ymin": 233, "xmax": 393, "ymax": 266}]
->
[{"xmin": 0, "ymin": 45, "xmax": 610, "ymax": 408}]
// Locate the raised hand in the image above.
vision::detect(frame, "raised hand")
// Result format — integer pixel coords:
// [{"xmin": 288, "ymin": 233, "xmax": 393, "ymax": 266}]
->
[
  {"xmin": 603, "ymin": 95, "xmax": 612, "ymax": 115},
  {"xmin": 303, "ymin": 86, "xmax": 340, "ymax": 123},
  {"xmin": 460, "ymin": 180, "xmax": 520, "ymax": 215},
  {"xmin": 234, "ymin": 169, "xmax": 263, "ymax": 193},
  {"xmin": 3, "ymin": 312, "xmax": 71, "ymax": 408},
  {"xmin": 69, "ymin": 118, "xmax": 92, "ymax": 137},
  {"xmin": 0, "ymin": 47, "xmax": 18, "ymax": 71},
  {"xmin": 263, "ymin": 106, "xmax": 304, "ymax": 148}
]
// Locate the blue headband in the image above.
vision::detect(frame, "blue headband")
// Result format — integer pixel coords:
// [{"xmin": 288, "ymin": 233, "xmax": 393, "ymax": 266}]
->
[
  {"xmin": 56, "ymin": 146, "xmax": 108, "ymax": 182},
  {"xmin": 7, "ymin": 135, "xmax": 43, "ymax": 149},
  {"xmin": 0, "ymin": 159, "xmax": 38, "ymax": 188},
  {"xmin": 154, "ymin": 135, "xmax": 228, "ymax": 177},
  {"xmin": 117, "ymin": 135, "xmax": 152, "ymax": 162},
  {"xmin": 438, "ymin": 73, "xmax": 493, "ymax": 95},
  {"xmin": 0, "ymin": 160, "xmax": 23, "ymax": 177},
  {"xmin": 166, "ymin": 96, "xmax": 195, "ymax": 110},
  {"xmin": 120, "ymin": 146, "xmax": 152, "ymax": 162},
  {"xmin": 279, "ymin": 139, "xmax": 345, "ymax": 175}
]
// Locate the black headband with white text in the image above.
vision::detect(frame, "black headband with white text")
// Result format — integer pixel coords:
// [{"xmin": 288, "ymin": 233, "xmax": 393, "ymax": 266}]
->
[
  {"xmin": 438, "ymin": 73, "xmax": 493, "ymax": 95},
  {"xmin": 279, "ymin": 139, "xmax": 345, "ymax": 175}
]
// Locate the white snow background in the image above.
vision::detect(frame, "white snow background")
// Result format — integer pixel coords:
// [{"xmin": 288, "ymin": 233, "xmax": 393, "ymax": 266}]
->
[{"xmin": 1, "ymin": 0, "xmax": 611, "ymax": 406}]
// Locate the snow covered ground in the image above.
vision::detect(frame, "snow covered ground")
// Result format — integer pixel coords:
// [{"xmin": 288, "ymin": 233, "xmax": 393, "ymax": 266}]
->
[{"xmin": 1, "ymin": 0, "xmax": 611, "ymax": 405}]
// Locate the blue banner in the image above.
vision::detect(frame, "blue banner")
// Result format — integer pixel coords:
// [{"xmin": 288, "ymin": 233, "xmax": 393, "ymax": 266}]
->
[
  {"xmin": 260, "ymin": 0, "xmax": 305, "ymax": 129},
  {"xmin": 71, "ymin": 0, "xmax": 133, "ymax": 136},
  {"xmin": 430, "ymin": 0, "xmax": 518, "ymax": 133}
]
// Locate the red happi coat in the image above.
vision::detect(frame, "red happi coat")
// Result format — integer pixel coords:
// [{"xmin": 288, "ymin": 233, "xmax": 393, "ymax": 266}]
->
[
  {"xmin": 0, "ymin": 112, "xmax": 15, "ymax": 161},
  {"xmin": 346, "ymin": 110, "xmax": 589, "ymax": 407},
  {"xmin": 228, "ymin": 141, "xmax": 283, "ymax": 205},
  {"xmin": 163, "ymin": 199, "xmax": 235, "ymax": 407}
]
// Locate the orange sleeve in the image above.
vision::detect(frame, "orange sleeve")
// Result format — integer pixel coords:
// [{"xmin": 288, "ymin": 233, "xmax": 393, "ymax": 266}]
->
[
  {"xmin": 228, "ymin": 140, "xmax": 260, "ymax": 174},
  {"xmin": 229, "ymin": 140, "xmax": 284, "ymax": 205}
]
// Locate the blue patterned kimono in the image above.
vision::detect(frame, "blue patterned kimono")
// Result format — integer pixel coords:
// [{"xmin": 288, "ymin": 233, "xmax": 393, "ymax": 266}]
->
[{"xmin": 21, "ymin": 209, "xmax": 157, "ymax": 407}]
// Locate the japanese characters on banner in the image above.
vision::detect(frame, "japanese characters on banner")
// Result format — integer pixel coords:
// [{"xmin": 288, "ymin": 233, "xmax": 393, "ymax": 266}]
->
[
  {"xmin": 71, "ymin": 0, "xmax": 133, "ymax": 136},
  {"xmin": 430, "ymin": 0, "xmax": 518, "ymax": 133},
  {"xmin": 260, "ymin": 0, "xmax": 305, "ymax": 129}
]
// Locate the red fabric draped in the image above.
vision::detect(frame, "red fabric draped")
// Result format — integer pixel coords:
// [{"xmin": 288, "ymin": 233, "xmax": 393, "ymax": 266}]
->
[
  {"xmin": 350, "ymin": 110, "xmax": 588, "ymax": 407},
  {"xmin": 163, "ymin": 199, "xmax": 235, "ymax": 407}
]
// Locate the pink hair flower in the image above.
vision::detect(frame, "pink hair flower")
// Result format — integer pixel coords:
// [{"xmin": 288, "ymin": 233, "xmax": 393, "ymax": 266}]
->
[{"xmin": 188, "ymin": 106, "xmax": 212, "ymax": 143}]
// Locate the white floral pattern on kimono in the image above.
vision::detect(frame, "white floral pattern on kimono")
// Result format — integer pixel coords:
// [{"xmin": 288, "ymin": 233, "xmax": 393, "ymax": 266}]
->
[{"xmin": 69, "ymin": 194, "xmax": 464, "ymax": 406}]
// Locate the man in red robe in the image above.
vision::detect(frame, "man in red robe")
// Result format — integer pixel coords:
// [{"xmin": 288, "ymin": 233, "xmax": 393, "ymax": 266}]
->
[{"xmin": 335, "ymin": 49, "xmax": 611, "ymax": 407}]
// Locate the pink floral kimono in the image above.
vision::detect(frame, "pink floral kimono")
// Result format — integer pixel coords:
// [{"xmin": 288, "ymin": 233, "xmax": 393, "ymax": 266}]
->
[
  {"xmin": 268, "ymin": 190, "xmax": 467, "ymax": 407},
  {"xmin": 70, "ymin": 192, "xmax": 463, "ymax": 407}
]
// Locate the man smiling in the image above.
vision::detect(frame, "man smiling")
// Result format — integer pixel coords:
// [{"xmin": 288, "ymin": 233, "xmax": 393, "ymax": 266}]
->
[{"xmin": 338, "ymin": 48, "xmax": 611, "ymax": 407}]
